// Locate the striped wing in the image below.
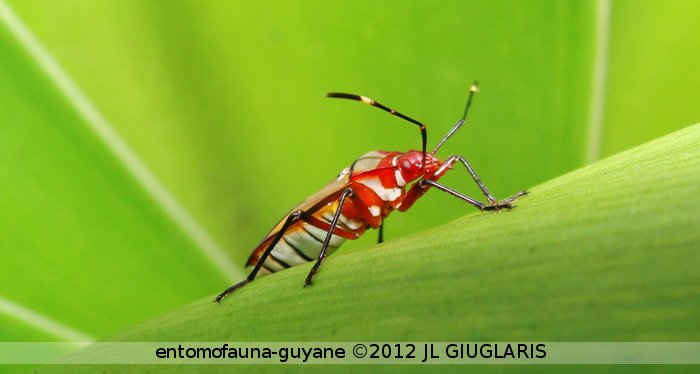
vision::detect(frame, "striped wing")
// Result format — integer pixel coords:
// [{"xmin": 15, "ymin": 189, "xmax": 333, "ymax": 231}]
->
[
  {"xmin": 245, "ymin": 171, "xmax": 351, "ymax": 268},
  {"xmin": 245, "ymin": 151, "xmax": 392, "ymax": 271}
]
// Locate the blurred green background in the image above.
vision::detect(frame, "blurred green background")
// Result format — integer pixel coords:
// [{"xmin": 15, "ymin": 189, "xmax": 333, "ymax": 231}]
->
[{"xmin": 0, "ymin": 0, "xmax": 698, "ymax": 353}]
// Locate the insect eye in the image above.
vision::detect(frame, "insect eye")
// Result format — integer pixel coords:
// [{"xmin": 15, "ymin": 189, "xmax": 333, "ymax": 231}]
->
[{"xmin": 402, "ymin": 161, "xmax": 411, "ymax": 169}]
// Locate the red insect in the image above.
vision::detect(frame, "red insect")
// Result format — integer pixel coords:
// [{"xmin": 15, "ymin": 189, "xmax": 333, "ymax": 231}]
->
[{"xmin": 215, "ymin": 82, "xmax": 526, "ymax": 302}]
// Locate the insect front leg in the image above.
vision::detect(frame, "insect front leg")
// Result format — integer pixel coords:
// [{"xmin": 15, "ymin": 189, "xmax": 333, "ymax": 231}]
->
[
  {"xmin": 398, "ymin": 155, "xmax": 526, "ymax": 212},
  {"xmin": 304, "ymin": 188, "xmax": 354, "ymax": 287},
  {"xmin": 445, "ymin": 155, "xmax": 527, "ymax": 209},
  {"xmin": 214, "ymin": 211, "xmax": 304, "ymax": 303}
]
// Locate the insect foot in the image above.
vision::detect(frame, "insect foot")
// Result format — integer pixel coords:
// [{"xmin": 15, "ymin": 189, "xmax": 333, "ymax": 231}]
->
[
  {"xmin": 482, "ymin": 203, "xmax": 512, "ymax": 211},
  {"xmin": 303, "ymin": 264, "xmax": 321, "ymax": 288},
  {"xmin": 214, "ymin": 279, "xmax": 250, "ymax": 303},
  {"xmin": 483, "ymin": 190, "xmax": 529, "ymax": 211}
]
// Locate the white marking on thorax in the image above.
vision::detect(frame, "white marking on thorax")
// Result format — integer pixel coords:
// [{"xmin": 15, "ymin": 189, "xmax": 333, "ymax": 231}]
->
[
  {"xmin": 369, "ymin": 206, "xmax": 381, "ymax": 217},
  {"xmin": 390, "ymin": 156, "xmax": 407, "ymax": 186},
  {"xmin": 360, "ymin": 178, "xmax": 402, "ymax": 202},
  {"xmin": 394, "ymin": 169, "xmax": 406, "ymax": 187}
]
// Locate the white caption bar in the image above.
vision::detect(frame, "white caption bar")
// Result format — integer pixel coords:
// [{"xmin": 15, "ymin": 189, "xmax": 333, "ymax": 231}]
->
[{"xmin": 1, "ymin": 342, "xmax": 699, "ymax": 364}]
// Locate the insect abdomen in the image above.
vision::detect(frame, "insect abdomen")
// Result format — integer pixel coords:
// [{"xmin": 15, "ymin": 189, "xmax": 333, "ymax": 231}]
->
[
  {"xmin": 246, "ymin": 152, "xmax": 397, "ymax": 278},
  {"xmin": 251, "ymin": 203, "xmax": 357, "ymax": 277}
]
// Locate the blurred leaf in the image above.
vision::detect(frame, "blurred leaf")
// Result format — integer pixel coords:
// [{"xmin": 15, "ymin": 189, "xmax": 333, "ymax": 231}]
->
[
  {"xmin": 43, "ymin": 124, "xmax": 700, "ymax": 372},
  {"xmin": 0, "ymin": 1, "xmax": 228, "ymax": 341},
  {"xmin": 603, "ymin": 0, "xmax": 700, "ymax": 156}
]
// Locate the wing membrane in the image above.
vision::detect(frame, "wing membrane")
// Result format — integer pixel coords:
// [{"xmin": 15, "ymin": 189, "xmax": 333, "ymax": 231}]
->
[{"xmin": 245, "ymin": 173, "xmax": 351, "ymax": 266}]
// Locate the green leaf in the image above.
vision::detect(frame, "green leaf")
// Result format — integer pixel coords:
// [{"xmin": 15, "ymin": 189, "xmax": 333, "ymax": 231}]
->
[
  {"xmin": 44, "ymin": 124, "xmax": 699, "ymax": 372},
  {"xmin": 603, "ymin": 1, "xmax": 700, "ymax": 156}
]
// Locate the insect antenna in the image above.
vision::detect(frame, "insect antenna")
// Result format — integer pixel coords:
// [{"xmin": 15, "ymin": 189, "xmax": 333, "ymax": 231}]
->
[
  {"xmin": 432, "ymin": 81, "xmax": 479, "ymax": 154},
  {"xmin": 327, "ymin": 92, "xmax": 427, "ymax": 167}
]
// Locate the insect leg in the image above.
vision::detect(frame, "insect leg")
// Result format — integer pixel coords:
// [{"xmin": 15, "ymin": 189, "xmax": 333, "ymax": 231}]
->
[
  {"xmin": 495, "ymin": 190, "xmax": 529, "ymax": 206},
  {"xmin": 435, "ymin": 154, "xmax": 527, "ymax": 207},
  {"xmin": 446, "ymin": 155, "xmax": 528, "ymax": 208},
  {"xmin": 417, "ymin": 180, "xmax": 489, "ymax": 210},
  {"xmin": 418, "ymin": 179, "xmax": 526, "ymax": 211},
  {"xmin": 446, "ymin": 155, "xmax": 528, "ymax": 207},
  {"xmin": 399, "ymin": 154, "xmax": 527, "ymax": 212},
  {"xmin": 304, "ymin": 188, "xmax": 354, "ymax": 287},
  {"xmin": 214, "ymin": 211, "xmax": 304, "ymax": 303},
  {"xmin": 378, "ymin": 221, "xmax": 385, "ymax": 244},
  {"xmin": 442, "ymin": 155, "xmax": 498, "ymax": 204}
]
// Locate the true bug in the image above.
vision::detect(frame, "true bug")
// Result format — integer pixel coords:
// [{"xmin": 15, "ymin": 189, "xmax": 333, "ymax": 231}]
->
[{"xmin": 215, "ymin": 81, "xmax": 526, "ymax": 302}]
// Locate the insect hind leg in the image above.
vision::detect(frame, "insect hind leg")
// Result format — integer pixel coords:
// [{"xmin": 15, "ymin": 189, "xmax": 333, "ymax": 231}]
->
[
  {"xmin": 304, "ymin": 188, "xmax": 354, "ymax": 287},
  {"xmin": 213, "ymin": 279, "xmax": 251, "ymax": 303},
  {"xmin": 214, "ymin": 211, "xmax": 304, "ymax": 303}
]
